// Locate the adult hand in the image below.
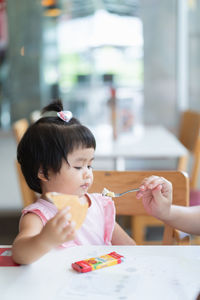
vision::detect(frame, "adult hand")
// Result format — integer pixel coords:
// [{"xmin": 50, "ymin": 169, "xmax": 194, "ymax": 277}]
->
[{"xmin": 136, "ymin": 176, "xmax": 173, "ymax": 221}]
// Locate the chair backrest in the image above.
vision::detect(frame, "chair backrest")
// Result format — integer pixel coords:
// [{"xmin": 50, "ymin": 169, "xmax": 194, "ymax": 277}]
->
[
  {"xmin": 12, "ymin": 118, "xmax": 29, "ymax": 144},
  {"xmin": 191, "ymin": 137, "xmax": 200, "ymax": 189},
  {"xmin": 12, "ymin": 118, "xmax": 37, "ymax": 207},
  {"xmin": 178, "ymin": 110, "xmax": 200, "ymax": 188},
  {"xmin": 89, "ymin": 170, "xmax": 189, "ymax": 245},
  {"xmin": 15, "ymin": 160, "xmax": 37, "ymax": 206},
  {"xmin": 179, "ymin": 110, "xmax": 200, "ymax": 152}
]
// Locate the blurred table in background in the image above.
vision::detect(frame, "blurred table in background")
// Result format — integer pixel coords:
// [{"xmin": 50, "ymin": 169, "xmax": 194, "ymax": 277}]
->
[{"xmin": 91, "ymin": 125, "xmax": 188, "ymax": 170}]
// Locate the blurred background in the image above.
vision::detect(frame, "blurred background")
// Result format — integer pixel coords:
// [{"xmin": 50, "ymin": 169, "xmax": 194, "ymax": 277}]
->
[{"xmin": 0, "ymin": 0, "xmax": 200, "ymax": 244}]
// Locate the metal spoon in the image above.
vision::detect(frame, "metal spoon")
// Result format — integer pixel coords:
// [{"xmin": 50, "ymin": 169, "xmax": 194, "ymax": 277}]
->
[{"xmin": 102, "ymin": 187, "xmax": 140, "ymax": 198}]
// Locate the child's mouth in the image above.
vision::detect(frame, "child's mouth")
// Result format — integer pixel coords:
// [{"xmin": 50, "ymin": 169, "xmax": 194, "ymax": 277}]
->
[{"xmin": 81, "ymin": 184, "xmax": 89, "ymax": 190}]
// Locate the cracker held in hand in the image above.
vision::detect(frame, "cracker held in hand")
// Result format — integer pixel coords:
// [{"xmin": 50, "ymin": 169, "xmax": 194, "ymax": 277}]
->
[{"xmin": 46, "ymin": 192, "xmax": 88, "ymax": 230}]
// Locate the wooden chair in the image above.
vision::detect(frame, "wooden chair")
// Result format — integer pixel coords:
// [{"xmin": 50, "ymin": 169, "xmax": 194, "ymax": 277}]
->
[
  {"xmin": 178, "ymin": 110, "xmax": 200, "ymax": 244},
  {"xmin": 89, "ymin": 170, "xmax": 190, "ymax": 245},
  {"xmin": 178, "ymin": 110, "xmax": 200, "ymax": 189},
  {"xmin": 12, "ymin": 118, "xmax": 29, "ymax": 144},
  {"xmin": 12, "ymin": 119, "xmax": 37, "ymax": 207}
]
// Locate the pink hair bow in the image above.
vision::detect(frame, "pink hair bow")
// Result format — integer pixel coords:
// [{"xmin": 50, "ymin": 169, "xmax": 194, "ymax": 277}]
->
[{"xmin": 57, "ymin": 111, "xmax": 73, "ymax": 122}]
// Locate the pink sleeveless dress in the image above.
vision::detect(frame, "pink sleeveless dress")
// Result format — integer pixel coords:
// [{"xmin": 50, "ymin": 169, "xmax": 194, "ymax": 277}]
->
[{"xmin": 20, "ymin": 193, "xmax": 115, "ymax": 248}]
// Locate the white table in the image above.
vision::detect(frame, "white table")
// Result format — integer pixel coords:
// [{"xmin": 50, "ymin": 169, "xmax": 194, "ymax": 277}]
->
[
  {"xmin": 1, "ymin": 245, "xmax": 200, "ymax": 300},
  {"xmin": 92, "ymin": 125, "xmax": 188, "ymax": 170}
]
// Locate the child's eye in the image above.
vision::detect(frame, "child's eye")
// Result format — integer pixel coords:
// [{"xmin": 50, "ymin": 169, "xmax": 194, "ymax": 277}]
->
[{"xmin": 74, "ymin": 165, "xmax": 93, "ymax": 170}]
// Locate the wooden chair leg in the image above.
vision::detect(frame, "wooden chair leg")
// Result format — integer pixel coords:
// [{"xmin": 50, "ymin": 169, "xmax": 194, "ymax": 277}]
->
[
  {"xmin": 163, "ymin": 224, "xmax": 174, "ymax": 245},
  {"xmin": 177, "ymin": 155, "xmax": 188, "ymax": 172},
  {"xmin": 131, "ymin": 216, "xmax": 146, "ymax": 245},
  {"xmin": 132, "ymin": 215, "xmax": 163, "ymax": 245},
  {"xmin": 173, "ymin": 229, "xmax": 191, "ymax": 245}
]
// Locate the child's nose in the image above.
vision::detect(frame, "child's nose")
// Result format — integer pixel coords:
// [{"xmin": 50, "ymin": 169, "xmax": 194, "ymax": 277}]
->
[{"xmin": 83, "ymin": 167, "xmax": 91, "ymax": 178}]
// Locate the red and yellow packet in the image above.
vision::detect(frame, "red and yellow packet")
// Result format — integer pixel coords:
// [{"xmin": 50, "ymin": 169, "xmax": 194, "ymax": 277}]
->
[{"xmin": 72, "ymin": 251, "xmax": 124, "ymax": 273}]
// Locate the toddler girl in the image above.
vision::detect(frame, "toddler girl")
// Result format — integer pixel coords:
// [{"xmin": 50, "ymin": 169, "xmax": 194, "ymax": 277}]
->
[{"xmin": 12, "ymin": 100, "xmax": 135, "ymax": 264}]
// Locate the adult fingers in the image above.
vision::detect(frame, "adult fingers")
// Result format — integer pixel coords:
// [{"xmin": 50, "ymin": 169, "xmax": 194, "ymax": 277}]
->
[
  {"xmin": 136, "ymin": 181, "xmax": 162, "ymax": 199},
  {"xmin": 139, "ymin": 176, "xmax": 167, "ymax": 191}
]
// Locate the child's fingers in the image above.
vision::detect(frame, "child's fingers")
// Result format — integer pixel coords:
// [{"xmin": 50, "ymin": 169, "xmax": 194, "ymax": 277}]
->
[
  {"xmin": 54, "ymin": 207, "xmax": 70, "ymax": 223},
  {"xmin": 57, "ymin": 206, "xmax": 70, "ymax": 217},
  {"xmin": 65, "ymin": 228, "xmax": 76, "ymax": 241},
  {"xmin": 56, "ymin": 212, "xmax": 71, "ymax": 228},
  {"xmin": 63, "ymin": 220, "xmax": 76, "ymax": 235},
  {"xmin": 71, "ymin": 220, "xmax": 76, "ymax": 229}
]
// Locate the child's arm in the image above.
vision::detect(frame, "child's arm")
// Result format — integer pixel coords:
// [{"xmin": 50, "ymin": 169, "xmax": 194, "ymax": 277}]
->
[
  {"xmin": 111, "ymin": 222, "xmax": 136, "ymax": 245},
  {"xmin": 136, "ymin": 175, "xmax": 200, "ymax": 235},
  {"xmin": 12, "ymin": 207, "xmax": 75, "ymax": 264}
]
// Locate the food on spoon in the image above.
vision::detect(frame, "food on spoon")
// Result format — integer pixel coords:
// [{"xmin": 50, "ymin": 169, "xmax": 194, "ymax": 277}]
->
[
  {"xmin": 102, "ymin": 188, "xmax": 115, "ymax": 198},
  {"xmin": 46, "ymin": 192, "xmax": 88, "ymax": 230}
]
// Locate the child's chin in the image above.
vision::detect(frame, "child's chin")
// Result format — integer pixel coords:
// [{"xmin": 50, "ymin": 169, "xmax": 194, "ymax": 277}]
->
[
  {"xmin": 80, "ymin": 191, "xmax": 88, "ymax": 198},
  {"xmin": 80, "ymin": 191, "xmax": 87, "ymax": 196}
]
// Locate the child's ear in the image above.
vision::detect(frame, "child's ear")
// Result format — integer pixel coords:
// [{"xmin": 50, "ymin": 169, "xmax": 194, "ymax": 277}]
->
[{"xmin": 37, "ymin": 168, "xmax": 48, "ymax": 182}]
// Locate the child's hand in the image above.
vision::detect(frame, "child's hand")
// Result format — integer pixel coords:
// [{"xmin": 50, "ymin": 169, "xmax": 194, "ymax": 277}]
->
[
  {"xmin": 39, "ymin": 207, "xmax": 76, "ymax": 249},
  {"xmin": 136, "ymin": 176, "xmax": 173, "ymax": 221}
]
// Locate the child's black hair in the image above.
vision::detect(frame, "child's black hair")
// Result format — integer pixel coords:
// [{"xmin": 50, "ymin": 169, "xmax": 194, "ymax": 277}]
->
[{"xmin": 17, "ymin": 99, "xmax": 96, "ymax": 194}]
